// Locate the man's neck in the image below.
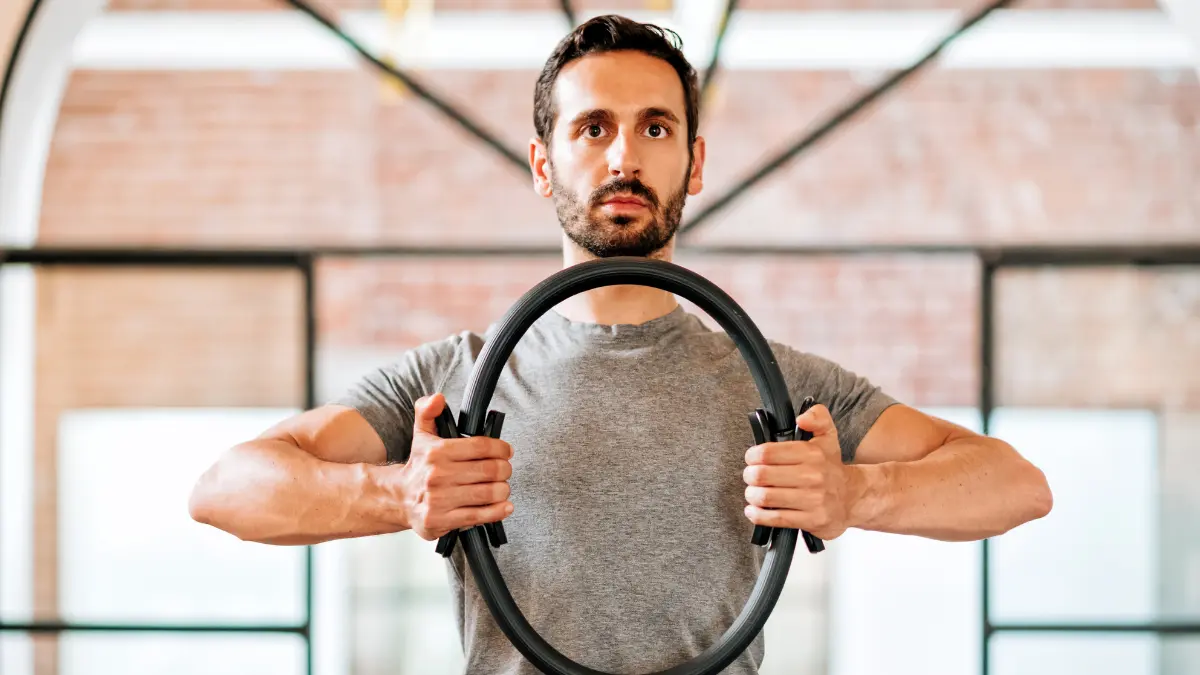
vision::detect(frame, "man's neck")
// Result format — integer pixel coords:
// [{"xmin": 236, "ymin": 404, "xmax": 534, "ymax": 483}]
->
[{"xmin": 553, "ymin": 234, "xmax": 680, "ymax": 326}]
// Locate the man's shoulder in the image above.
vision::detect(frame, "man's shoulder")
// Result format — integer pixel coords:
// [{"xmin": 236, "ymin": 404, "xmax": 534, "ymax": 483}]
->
[{"xmin": 391, "ymin": 328, "xmax": 487, "ymax": 378}]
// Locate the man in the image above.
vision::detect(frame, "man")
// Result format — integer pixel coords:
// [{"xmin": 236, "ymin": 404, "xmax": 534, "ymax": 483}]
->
[{"xmin": 189, "ymin": 15, "xmax": 1052, "ymax": 674}]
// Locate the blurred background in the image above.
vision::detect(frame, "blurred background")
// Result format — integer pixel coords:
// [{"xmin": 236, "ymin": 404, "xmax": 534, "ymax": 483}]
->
[{"xmin": 0, "ymin": 1, "xmax": 1198, "ymax": 674}]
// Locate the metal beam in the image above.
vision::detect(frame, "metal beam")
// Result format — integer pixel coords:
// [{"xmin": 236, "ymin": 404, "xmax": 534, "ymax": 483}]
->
[
  {"xmin": 979, "ymin": 259, "xmax": 996, "ymax": 675},
  {"xmin": 280, "ymin": 0, "xmax": 527, "ymax": 176},
  {"xmin": 0, "ymin": 247, "xmax": 307, "ymax": 267},
  {"xmin": 678, "ymin": 0, "xmax": 1015, "ymax": 239},
  {"xmin": 699, "ymin": 0, "xmax": 739, "ymax": 109},
  {"xmin": 989, "ymin": 622, "xmax": 1200, "ymax": 634},
  {"xmin": 0, "ymin": 622, "xmax": 308, "ymax": 634},
  {"xmin": 4, "ymin": 244, "xmax": 1200, "ymax": 266},
  {"xmin": 559, "ymin": 0, "xmax": 577, "ymax": 29}
]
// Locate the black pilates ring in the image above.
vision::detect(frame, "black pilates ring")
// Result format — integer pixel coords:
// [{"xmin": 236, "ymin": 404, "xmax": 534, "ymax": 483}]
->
[{"xmin": 433, "ymin": 256, "xmax": 825, "ymax": 675}]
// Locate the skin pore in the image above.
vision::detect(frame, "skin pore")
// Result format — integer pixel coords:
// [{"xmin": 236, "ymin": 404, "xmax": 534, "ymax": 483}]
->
[{"xmin": 528, "ymin": 49, "xmax": 706, "ymax": 327}]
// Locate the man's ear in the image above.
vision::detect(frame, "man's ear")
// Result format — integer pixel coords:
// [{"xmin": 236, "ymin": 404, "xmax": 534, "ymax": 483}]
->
[
  {"xmin": 530, "ymin": 137, "xmax": 553, "ymax": 198},
  {"xmin": 687, "ymin": 135, "xmax": 706, "ymax": 196}
]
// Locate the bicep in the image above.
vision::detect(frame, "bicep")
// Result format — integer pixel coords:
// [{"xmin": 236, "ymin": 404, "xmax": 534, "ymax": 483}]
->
[
  {"xmin": 853, "ymin": 404, "xmax": 975, "ymax": 465},
  {"xmin": 258, "ymin": 405, "xmax": 389, "ymax": 465}
]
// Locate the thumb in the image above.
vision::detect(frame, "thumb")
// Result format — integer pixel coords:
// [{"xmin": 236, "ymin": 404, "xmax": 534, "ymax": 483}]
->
[
  {"xmin": 796, "ymin": 403, "xmax": 836, "ymax": 441},
  {"xmin": 413, "ymin": 393, "xmax": 446, "ymax": 437}
]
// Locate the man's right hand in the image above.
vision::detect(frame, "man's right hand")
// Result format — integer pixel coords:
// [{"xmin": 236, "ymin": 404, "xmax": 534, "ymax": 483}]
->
[{"xmin": 391, "ymin": 393, "xmax": 514, "ymax": 541}]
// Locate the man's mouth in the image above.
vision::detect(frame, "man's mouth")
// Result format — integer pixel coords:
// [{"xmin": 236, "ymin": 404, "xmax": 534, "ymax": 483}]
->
[{"xmin": 600, "ymin": 195, "xmax": 649, "ymax": 209}]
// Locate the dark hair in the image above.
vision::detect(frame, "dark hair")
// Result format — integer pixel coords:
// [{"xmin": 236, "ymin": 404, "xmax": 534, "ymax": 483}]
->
[{"xmin": 533, "ymin": 14, "xmax": 699, "ymax": 150}]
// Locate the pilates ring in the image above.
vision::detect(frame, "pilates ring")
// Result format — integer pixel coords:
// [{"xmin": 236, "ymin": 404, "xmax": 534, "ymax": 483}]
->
[{"xmin": 432, "ymin": 256, "xmax": 824, "ymax": 675}]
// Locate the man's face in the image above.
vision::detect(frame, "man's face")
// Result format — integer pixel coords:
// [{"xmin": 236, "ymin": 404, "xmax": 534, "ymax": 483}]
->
[{"xmin": 532, "ymin": 50, "xmax": 705, "ymax": 258}]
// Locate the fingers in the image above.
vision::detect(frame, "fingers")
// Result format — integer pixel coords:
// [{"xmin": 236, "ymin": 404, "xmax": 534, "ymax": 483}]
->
[
  {"xmin": 442, "ymin": 501, "xmax": 515, "ymax": 534},
  {"xmin": 413, "ymin": 393, "xmax": 446, "ymax": 437},
  {"xmin": 744, "ymin": 485, "xmax": 822, "ymax": 511},
  {"xmin": 429, "ymin": 436, "xmax": 512, "ymax": 463},
  {"xmin": 428, "ymin": 481, "xmax": 511, "ymax": 511},
  {"xmin": 796, "ymin": 403, "xmax": 835, "ymax": 437},
  {"xmin": 745, "ymin": 441, "xmax": 823, "ymax": 466},
  {"xmin": 742, "ymin": 463, "xmax": 822, "ymax": 488},
  {"xmin": 426, "ymin": 458, "xmax": 512, "ymax": 486},
  {"xmin": 743, "ymin": 504, "xmax": 830, "ymax": 533}
]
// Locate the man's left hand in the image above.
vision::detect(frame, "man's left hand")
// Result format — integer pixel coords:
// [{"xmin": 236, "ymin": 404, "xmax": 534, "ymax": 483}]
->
[{"xmin": 743, "ymin": 403, "xmax": 860, "ymax": 541}]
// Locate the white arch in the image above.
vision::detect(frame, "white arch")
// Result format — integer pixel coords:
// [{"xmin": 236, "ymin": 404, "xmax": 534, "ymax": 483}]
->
[
  {"xmin": 0, "ymin": 7, "xmax": 105, "ymax": 669},
  {"xmin": 0, "ymin": 0, "xmax": 105, "ymax": 246},
  {"xmin": 1160, "ymin": 0, "xmax": 1200, "ymax": 79}
]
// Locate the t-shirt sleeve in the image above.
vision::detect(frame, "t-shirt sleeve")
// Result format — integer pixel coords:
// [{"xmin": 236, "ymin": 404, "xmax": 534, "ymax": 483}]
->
[
  {"xmin": 331, "ymin": 336, "xmax": 462, "ymax": 465},
  {"xmin": 776, "ymin": 345, "xmax": 899, "ymax": 464}
]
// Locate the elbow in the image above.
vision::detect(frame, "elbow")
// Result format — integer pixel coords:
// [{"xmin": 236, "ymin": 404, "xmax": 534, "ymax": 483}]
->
[
  {"xmin": 188, "ymin": 471, "xmax": 219, "ymax": 527},
  {"xmin": 1024, "ymin": 464, "xmax": 1054, "ymax": 522}
]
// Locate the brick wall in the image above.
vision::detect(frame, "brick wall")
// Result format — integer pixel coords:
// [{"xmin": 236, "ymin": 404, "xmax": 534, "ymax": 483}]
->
[
  {"xmin": 103, "ymin": 0, "xmax": 1159, "ymax": 11},
  {"xmin": 997, "ymin": 268, "xmax": 1200, "ymax": 409},
  {"xmin": 40, "ymin": 69, "xmax": 1200, "ymax": 248},
  {"xmin": 106, "ymin": 0, "xmax": 652, "ymax": 11}
]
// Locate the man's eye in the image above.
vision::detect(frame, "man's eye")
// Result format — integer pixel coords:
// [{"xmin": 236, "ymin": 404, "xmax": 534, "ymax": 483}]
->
[
  {"xmin": 586, "ymin": 125, "xmax": 604, "ymax": 138},
  {"xmin": 646, "ymin": 124, "xmax": 667, "ymax": 138}
]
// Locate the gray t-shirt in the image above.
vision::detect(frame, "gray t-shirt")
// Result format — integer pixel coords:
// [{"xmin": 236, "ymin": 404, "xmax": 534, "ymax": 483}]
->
[{"xmin": 336, "ymin": 305, "xmax": 897, "ymax": 674}]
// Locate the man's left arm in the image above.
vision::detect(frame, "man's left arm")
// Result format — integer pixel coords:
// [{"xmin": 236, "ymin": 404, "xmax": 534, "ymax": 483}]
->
[{"xmin": 743, "ymin": 404, "xmax": 1054, "ymax": 542}]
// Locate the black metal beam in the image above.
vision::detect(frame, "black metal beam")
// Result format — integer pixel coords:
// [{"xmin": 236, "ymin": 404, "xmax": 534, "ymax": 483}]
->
[
  {"xmin": 301, "ymin": 255, "xmax": 317, "ymax": 675},
  {"xmin": 4, "ymin": 244, "xmax": 1200, "ymax": 265},
  {"xmin": 0, "ymin": 247, "xmax": 307, "ymax": 267},
  {"xmin": 989, "ymin": 244, "xmax": 1200, "ymax": 267},
  {"xmin": 989, "ymin": 622, "xmax": 1200, "ymax": 634},
  {"xmin": 699, "ymin": 0, "xmax": 740, "ymax": 111},
  {"xmin": 0, "ymin": 622, "xmax": 308, "ymax": 634},
  {"xmin": 559, "ymin": 0, "xmax": 577, "ymax": 28},
  {"xmin": 280, "ymin": 0, "xmax": 527, "ymax": 175},
  {"xmin": 678, "ymin": 0, "xmax": 1016, "ymax": 239},
  {"xmin": 979, "ymin": 257, "xmax": 996, "ymax": 675}
]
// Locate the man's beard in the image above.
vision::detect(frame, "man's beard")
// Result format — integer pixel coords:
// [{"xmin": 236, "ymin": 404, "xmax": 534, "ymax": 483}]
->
[{"xmin": 549, "ymin": 164, "xmax": 690, "ymax": 259}]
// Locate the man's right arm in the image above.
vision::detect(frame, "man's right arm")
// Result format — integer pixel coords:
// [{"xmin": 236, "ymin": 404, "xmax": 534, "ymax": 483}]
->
[{"xmin": 188, "ymin": 404, "xmax": 409, "ymax": 546}]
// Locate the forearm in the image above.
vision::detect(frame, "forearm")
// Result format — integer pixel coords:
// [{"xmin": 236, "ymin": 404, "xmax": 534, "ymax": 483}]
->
[
  {"xmin": 189, "ymin": 440, "xmax": 409, "ymax": 545},
  {"xmin": 847, "ymin": 436, "xmax": 1052, "ymax": 541}
]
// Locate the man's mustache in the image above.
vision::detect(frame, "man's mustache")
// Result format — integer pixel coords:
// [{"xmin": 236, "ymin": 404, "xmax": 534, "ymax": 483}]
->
[{"xmin": 589, "ymin": 179, "xmax": 659, "ymax": 208}]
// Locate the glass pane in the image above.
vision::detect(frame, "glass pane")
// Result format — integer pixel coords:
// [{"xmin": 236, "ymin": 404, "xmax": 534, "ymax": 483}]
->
[
  {"xmin": 1162, "ymin": 635, "xmax": 1200, "ymax": 674},
  {"xmin": 57, "ymin": 408, "xmax": 305, "ymax": 625},
  {"xmin": 2, "ymin": 267, "xmax": 305, "ymax": 624},
  {"xmin": 61, "ymin": 633, "xmax": 306, "ymax": 675},
  {"xmin": 988, "ymin": 409, "xmax": 1158, "ymax": 623},
  {"xmin": 0, "ymin": 266, "xmax": 35, "ymax": 622},
  {"xmin": 992, "ymin": 634, "xmax": 1200, "ymax": 675},
  {"xmin": 760, "ymin": 605, "xmax": 824, "ymax": 674},
  {"xmin": 991, "ymin": 633, "xmax": 1158, "ymax": 675},
  {"xmin": 1, "ymin": 632, "xmax": 305, "ymax": 675},
  {"xmin": 996, "ymin": 268, "xmax": 1200, "ymax": 622},
  {"xmin": 830, "ymin": 407, "xmax": 983, "ymax": 675},
  {"xmin": 0, "ymin": 633, "xmax": 35, "ymax": 675},
  {"xmin": 352, "ymin": 599, "xmax": 464, "ymax": 675}
]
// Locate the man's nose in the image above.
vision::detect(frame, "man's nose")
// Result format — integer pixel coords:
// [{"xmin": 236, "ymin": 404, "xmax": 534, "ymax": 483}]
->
[{"xmin": 606, "ymin": 129, "xmax": 641, "ymax": 178}]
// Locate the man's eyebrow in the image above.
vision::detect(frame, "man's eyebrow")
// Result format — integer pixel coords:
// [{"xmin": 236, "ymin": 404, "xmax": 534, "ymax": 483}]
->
[
  {"xmin": 640, "ymin": 107, "xmax": 681, "ymax": 124},
  {"xmin": 565, "ymin": 109, "xmax": 614, "ymax": 129}
]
